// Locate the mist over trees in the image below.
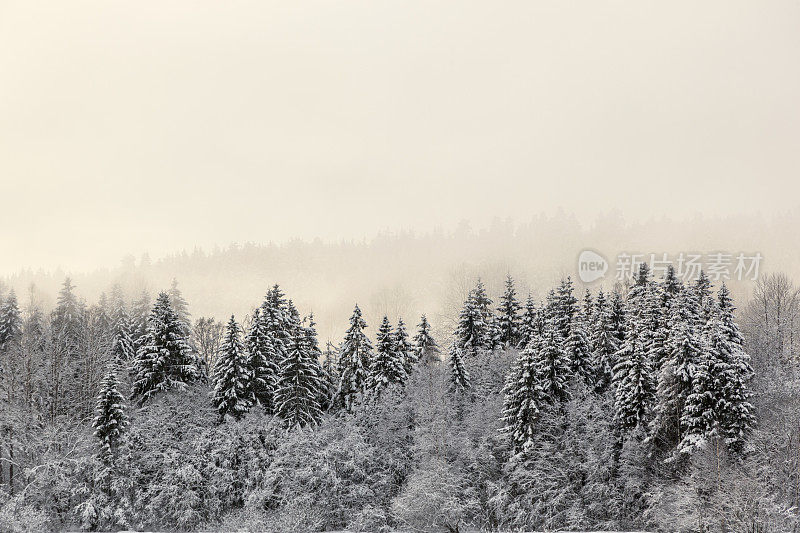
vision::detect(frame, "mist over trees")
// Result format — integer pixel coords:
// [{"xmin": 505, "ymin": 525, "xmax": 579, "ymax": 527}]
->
[
  {"xmin": 0, "ymin": 265, "xmax": 796, "ymax": 532},
  {"xmin": 3, "ymin": 211, "xmax": 799, "ymax": 346}
]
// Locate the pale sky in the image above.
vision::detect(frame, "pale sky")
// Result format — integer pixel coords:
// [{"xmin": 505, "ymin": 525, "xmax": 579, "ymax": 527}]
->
[{"xmin": 2, "ymin": 1, "xmax": 799, "ymax": 275}]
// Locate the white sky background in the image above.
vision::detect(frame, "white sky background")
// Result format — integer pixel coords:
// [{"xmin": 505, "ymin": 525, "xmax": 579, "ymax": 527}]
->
[{"xmin": 1, "ymin": 1, "xmax": 799, "ymax": 275}]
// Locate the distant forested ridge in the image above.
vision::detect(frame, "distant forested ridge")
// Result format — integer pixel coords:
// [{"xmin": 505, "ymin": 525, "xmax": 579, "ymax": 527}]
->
[{"xmin": 0, "ymin": 266, "xmax": 797, "ymax": 532}]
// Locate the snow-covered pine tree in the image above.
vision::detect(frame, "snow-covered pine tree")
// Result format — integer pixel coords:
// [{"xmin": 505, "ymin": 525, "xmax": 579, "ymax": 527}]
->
[
  {"xmin": 93, "ymin": 365, "xmax": 128, "ymax": 463},
  {"xmin": 319, "ymin": 341, "xmax": 340, "ymax": 411},
  {"xmin": 0, "ymin": 289, "xmax": 22, "ymax": 351},
  {"xmin": 582, "ymin": 289, "xmax": 594, "ymax": 323},
  {"xmin": 472, "ymin": 279, "xmax": 499, "ymax": 349},
  {"xmin": 497, "ymin": 275, "xmax": 522, "ymax": 349},
  {"xmin": 590, "ymin": 289, "xmax": 618, "ymax": 394},
  {"xmin": 244, "ymin": 308, "xmax": 280, "ymax": 413},
  {"xmin": 554, "ymin": 277, "xmax": 578, "ymax": 341},
  {"xmin": 413, "ymin": 314, "xmax": 440, "ymax": 365},
  {"xmin": 608, "ymin": 289, "xmax": 626, "ymax": 351},
  {"xmin": 650, "ymin": 265, "xmax": 683, "ymax": 376},
  {"xmin": 274, "ymin": 320, "xmax": 324, "ymax": 429},
  {"xmin": 454, "ymin": 280, "xmax": 494, "ymax": 356},
  {"xmin": 501, "ymin": 334, "xmax": 543, "ymax": 452},
  {"xmin": 534, "ymin": 318, "xmax": 571, "ymax": 404},
  {"xmin": 394, "ymin": 317, "xmax": 415, "ymax": 374},
  {"xmin": 260, "ymin": 284, "xmax": 291, "ymax": 359},
  {"xmin": 650, "ymin": 285, "xmax": 705, "ymax": 452},
  {"xmin": 613, "ymin": 264, "xmax": 657, "ymax": 433},
  {"xmin": 212, "ymin": 316, "xmax": 252, "ymax": 421},
  {"xmin": 693, "ymin": 270, "xmax": 714, "ymax": 327},
  {"xmin": 517, "ymin": 295, "xmax": 539, "ymax": 349},
  {"xmin": 336, "ymin": 304, "xmax": 373, "ymax": 410},
  {"xmin": 110, "ymin": 304, "xmax": 135, "ymax": 364},
  {"xmin": 368, "ymin": 316, "xmax": 407, "ymax": 398},
  {"xmin": 131, "ymin": 292, "xmax": 202, "ymax": 404},
  {"xmin": 714, "ymin": 284, "xmax": 756, "ymax": 453},
  {"xmin": 448, "ymin": 343, "xmax": 471, "ymax": 391},
  {"xmin": 131, "ymin": 289, "xmax": 151, "ymax": 351},
  {"xmin": 168, "ymin": 278, "xmax": 192, "ymax": 336},
  {"xmin": 565, "ymin": 308, "xmax": 593, "ymax": 386}
]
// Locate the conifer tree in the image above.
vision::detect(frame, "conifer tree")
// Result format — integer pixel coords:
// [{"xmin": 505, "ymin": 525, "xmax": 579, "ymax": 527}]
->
[
  {"xmin": 497, "ymin": 275, "xmax": 522, "ymax": 348},
  {"xmin": 212, "ymin": 316, "xmax": 252, "ymax": 421},
  {"xmin": 275, "ymin": 322, "xmax": 324, "ymax": 429},
  {"xmin": 714, "ymin": 284, "xmax": 756, "ymax": 452},
  {"xmin": 93, "ymin": 365, "xmax": 128, "ymax": 463},
  {"xmin": 582, "ymin": 289, "xmax": 594, "ymax": 323},
  {"xmin": 244, "ymin": 308, "xmax": 280, "ymax": 413},
  {"xmin": 501, "ymin": 336, "xmax": 543, "ymax": 452},
  {"xmin": 590, "ymin": 289, "xmax": 618, "ymax": 394},
  {"xmin": 260, "ymin": 284, "xmax": 291, "ymax": 361},
  {"xmin": 110, "ymin": 305, "xmax": 135, "ymax": 363},
  {"xmin": 650, "ymin": 286, "xmax": 704, "ymax": 450},
  {"xmin": 565, "ymin": 311, "xmax": 593, "ymax": 386},
  {"xmin": 319, "ymin": 341, "xmax": 340, "ymax": 411},
  {"xmin": 454, "ymin": 280, "xmax": 495, "ymax": 356},
  {"xmin": 0, "ymin": 289, "xmax": 22, "ymax": 351},
  {"xmin": 613, "ymin": 265, "xmax": 657, "ymax": 432},
  {"xmin": 517, "ymin": 295, "xmax": 539, "ymax": 349},
  {"xmin": 448, "ymin": 344, "xmax": 471, "ymax": 391},
  {"xmin": 608, "ymin": 289, "xmax": 626, "ymax": 350},
  {"xmin": 554, "ymin": 277, "xmax": 578, "ymax": 341},
  {"xmin": 131, "ymin": 289, "xmax": 151, "ymax": 350},
  {"xmin": 168, "ymin": 278, "xmax": 192, "ymax": 336},
  {"xmin": 131, "ymin": 292, "xmax": 202, "ymax": 404},
  {"xmin": 413, "ymin": 314, "xmax": 440, "ymax": 365},
  {"xmin": 534, "ymin": 319, "xmax": 571, "ymax": 403},
  {"xmin": 336, "ymin": 304, "xmax": 373, "ymax": 410},
  {"xmin": 368, "ymin": 316, "xmax": 407, "ymax": 398},
  {"xmin": 394, "ymin": 317, "xmax": 415, "ymax": 373}
]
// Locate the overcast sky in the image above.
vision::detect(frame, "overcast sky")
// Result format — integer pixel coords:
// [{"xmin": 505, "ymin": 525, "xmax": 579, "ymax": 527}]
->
[{"xmin": 1, "ymin": 1, "xmax": 799, "ymax": 275}]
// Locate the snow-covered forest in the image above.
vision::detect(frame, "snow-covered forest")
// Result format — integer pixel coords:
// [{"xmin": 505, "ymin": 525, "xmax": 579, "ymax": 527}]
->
[{"xmin": 0, "ymin": 266, "xmax": 797, "ymax": 532}]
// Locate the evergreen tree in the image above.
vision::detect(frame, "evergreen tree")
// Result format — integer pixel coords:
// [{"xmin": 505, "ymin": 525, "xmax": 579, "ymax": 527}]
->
[
  {"xmin": 693, "ymin": 270, "xmax": 714, "ymax": 326},
  {"xmin": 319, "ymin": 341, "xmax": 340, "ymax": 411},
  {"xmin": 650, "ymin": 286, "xmax": 704, "ymax": 451},
  {"xmin": 413, "ymin": 314, "xmax": 440, "ymax": 365},
  {"xmin": 131, "ymin": 292, "xmax": 202, "ymax": 404},
  {"xmin": 244, "ymin": 308, "xmax": 280, "ymax": 413},
  {"xmin": 168, "ymin": 278, "xmax": 192, "ymax": 336},
  {"xmin": 565, "ymin": 311, "xmax": 593, "ymax": 386},
  {"xmin": 394, "ymin": 317, "xmax": 415, "ymax": 374},
  {"xmin": 260, "ymin": 284, "xmax": 291, "ymax": 363},
  {"xmin": 714, "ymin": 284, "xmax": 756, "ymax": 453},
  {"xmin": 454, "ymin": 280, "xmax": 494, "ymax": 356},
  {"xmin": 501, "ymin": 336, "xmax": 543, "ymax": 452},
  {"xmin": 92, "ymin": 365, "xmax": 128, "ymax": 463},
  {"xmin": 212, "ymin": 316, "xmax": 252, "ymax": 421},
  {"xmin": 613, "ymin": 265, "xmax": 657, "ymax": 432},
  {"xmin": 274, "ymin": 321, "xmax": 324, "ymax": 429},
  {"xmin": 336, "ymin": 304, "xmax": 373, "ymax": 410},
  {"xmin": 110, "ymin": 304, "xmax": 135, "ymax": 363},
  {"xmin": 497, "ymin": 275, "xmax": 522, "ymax": 348},
  {"xmin": 582, "ymin": 289, "xmax": 594, "ymax": 323},
  {"xmin": 0, "ymin": 289, "xmax": 22, "ymax": 351},
  {"xmin": 554, "ymin": 277, "xmax": 578, "ymax": 341},
  {"xmin": 448, "ymin": 344, "xmax": 471, "ymax": 391},
  {"xmin": 534, "ymin": 319, "xmax": 571, "ymax": 403},
  {"xmin": 590, "ymin": 289, "xmax": 618, "ymax": 394},
  {"xmin": 131, "ymin": 289, "xmax": 151, "ymax": 351},
  {"xmin": 367, "ymin": 316, "xmax": 407, "ymax": 398},
  {"xmin": 608, "ymin": 289, "xmax": 626, "ymax": 351},
  {"xmin": 517, "ymin": 295, "xmax": 539, "ymax": 349}
]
